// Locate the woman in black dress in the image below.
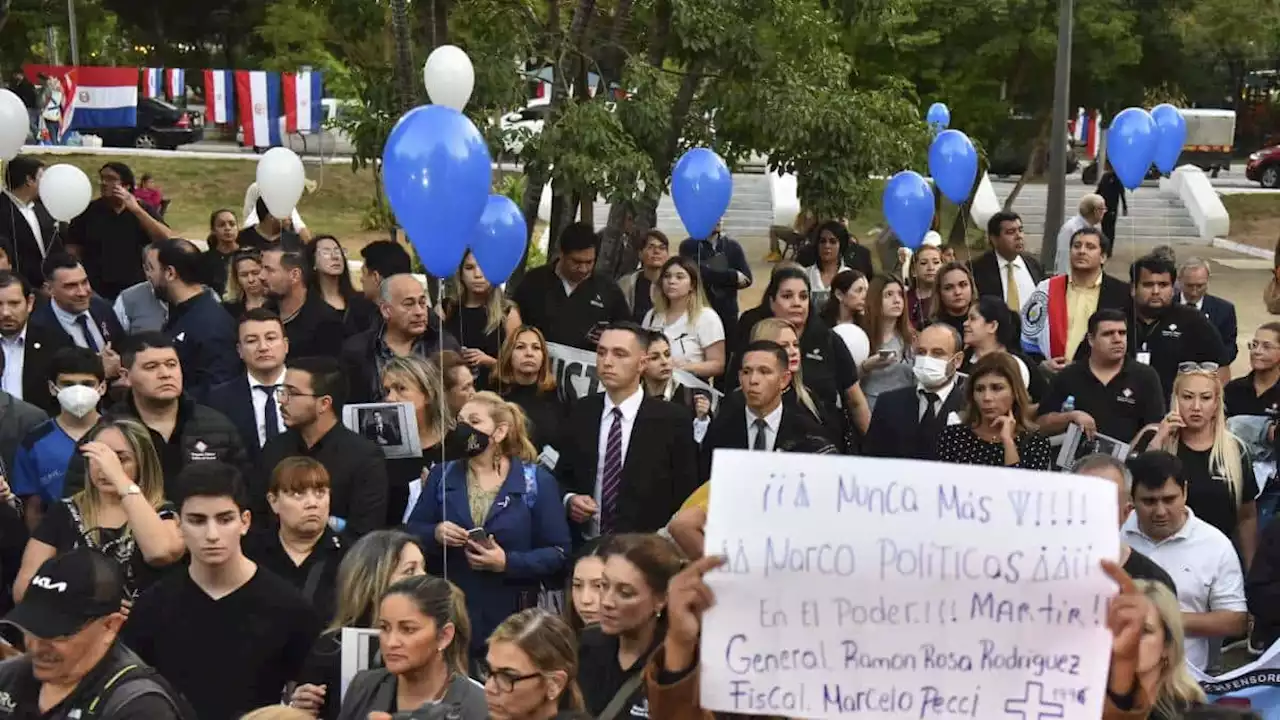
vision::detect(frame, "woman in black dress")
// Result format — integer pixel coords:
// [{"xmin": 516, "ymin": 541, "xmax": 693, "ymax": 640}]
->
[
  {"xmin": 380, "ymin": 355, "xmax": 452, "ymax": 525},
  {"xmin": 936, "ymin": 352, "xmax": 1052, "ymax": 469},
  {"xmin": 442, "ymin": 250, "xmax": 523, "ymax": 389},
  {"xmin": 493, "ymin": 325, "xmax": 566, "ymax": 455},
  {"xmin": 306, "ymin": 235, "xmax": 380, "ymax": 338}
]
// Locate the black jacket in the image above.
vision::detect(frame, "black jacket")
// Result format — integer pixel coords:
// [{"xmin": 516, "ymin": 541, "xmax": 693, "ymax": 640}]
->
[
  {"xmin": 700, "ymin": 393, "xmax": 837, "ymax": 480},
  {"xmin": 10, "ymin": 320, "xmax": 73, "ymax": 416},
  {"xmin": 275, "ymin": 291, "xmax": 345, "ymax": 361},
  {"xmin": 30, "ymin": 296, "xmax": 125, "ymax": 353},
  {"xmin": 512, "ymin": 265, "xmax": 630, "ymax": 351},
  {"xmin": 971, "ymin": 250, "xmax": 1047, "ymax": 302},
  {"xmin": 257, "ymin": 424, "xmax": 389, "ymax": 537},
  {"xmin": 1184, "ymin": 293, "xmax": 1239, "ymax": 365},
  {"xmin": 62, "ymin": 395, "xmax": 250, "ymax": 499},
  {"xmin": 864, "ymin": 380, "xmax": 968, "ymax": 460},
  {"xmin": 0, "ymin": 193, "xmax": 58, "ymax": 292},
  {"xmin": 0, "ymin": 642, "xmax": 185, "ymax": 719},
  {"xmin": 339, "ymin": 320, "xmax": 460, "ymax": 405},
  {"xmin": 204, "ymin": 374, "xmax": 278, "ymax": 463},
  {"xmin": 164, "ymin": 291, "xmax": 240, "ymax": 403}
]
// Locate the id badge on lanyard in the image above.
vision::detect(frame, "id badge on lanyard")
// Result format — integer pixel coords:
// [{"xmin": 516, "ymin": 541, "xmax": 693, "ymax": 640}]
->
[{"xmin": 1136, "ymin": 342, "xmax": 1151, "ymax": 366}]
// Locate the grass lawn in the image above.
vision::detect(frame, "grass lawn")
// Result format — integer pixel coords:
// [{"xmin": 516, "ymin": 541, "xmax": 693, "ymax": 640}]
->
[
  {"xmin": 1221, "ymin": 193, "xmax": 1280, "ymax": 250},
  {"xmin": 38, "ymin": 153, "xmax": 381, "ymax": 244}
]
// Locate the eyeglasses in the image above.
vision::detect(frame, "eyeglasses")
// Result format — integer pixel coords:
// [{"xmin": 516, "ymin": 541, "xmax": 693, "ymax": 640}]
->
[
  {"xmin": 485, "ymin": 669, "xmax": 542, "ymax": 693},
  {"xmin": 275, "ymin": 386, "xmax": 317, "ymax": 401},
  {"xmin": 1177, "ymin": 362, "xmax": 1220, "ymax": 375},
  {"xmin": 1249, "ymin": 340, "xmax": 1280, "ymax": 353}
]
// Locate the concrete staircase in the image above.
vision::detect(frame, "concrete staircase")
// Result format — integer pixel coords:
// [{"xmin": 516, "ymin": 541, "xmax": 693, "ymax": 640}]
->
[
  {"xmin": 649, "ymin": 172, "xmax": 776, "ymax": 244},
  {"xmin": 993, "ymin": 182, "xmax": 1201, "ymax": 250}
]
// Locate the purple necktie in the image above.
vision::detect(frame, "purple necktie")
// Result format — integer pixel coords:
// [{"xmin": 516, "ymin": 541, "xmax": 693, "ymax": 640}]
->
[{"xmin": 600, "ymin": 407, "xmax": 623, "ymax": 533}]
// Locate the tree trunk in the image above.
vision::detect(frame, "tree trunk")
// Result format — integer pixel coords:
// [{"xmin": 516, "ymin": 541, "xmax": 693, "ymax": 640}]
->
[
  {"xmin": 390, "ymin": 0, "xmax": 418, "ymax": 115},
  {"xmin": 0, "ymin": 0, "xmax": 9, "ymax": 33},
  {"xmin": 432, "ymin": 0, "xmax": 450, "ymax": 48},
  {"xmin": 646, "ymin": 0, "xmax": 672, "ymax": 67},
  {"xmin": 1003, "ymin": 115, "xmax": 1051, "ymax": 211}
]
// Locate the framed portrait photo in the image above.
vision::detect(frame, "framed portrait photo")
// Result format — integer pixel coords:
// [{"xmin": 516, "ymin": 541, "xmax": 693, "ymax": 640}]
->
[{"xmin": 342, "ymin": 401, "xmax": 422, "ymax": 459}]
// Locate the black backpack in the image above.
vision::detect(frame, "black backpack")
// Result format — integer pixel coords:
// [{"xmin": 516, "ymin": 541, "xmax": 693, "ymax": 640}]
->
[{"xmin": 77, "ymin": 663, "xmax": 197, "ymax": 720}]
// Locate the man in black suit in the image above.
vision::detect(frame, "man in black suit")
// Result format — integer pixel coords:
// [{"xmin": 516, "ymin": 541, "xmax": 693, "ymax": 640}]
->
[
  {"xmin": 864, "ymin": 322, "xmax": 966, "ymax": 460},
  {"xmin": 0, "ymin": 156, "xmax": 57, "ymax": 291},
  {"xmin": 363, "ymin": 411, "xmax": 402, "ymax": 447},
  {"xmin": 972, "ymin": 211, "xmax": 1046, "ymax": 313},
  {"xmin": 30, "ymin": 253, "xmax": 125, "ymax": 385},
  {"xmin": 0, "ymin": 271, "xmax": 70, "ymax": 415},
  {"xmin": 556, "ymin": 322, "xmax": 699, "ymax": 537},
  {"xmin": 1178, "ymin": 257, "xmax": 1238, "ymax": 366},
  {"xmin": 701, "ymin": 340, "xmax": 836, "ymax": 476},
  {"xmin": 205, "ymin": 308, "xmax": 289, "ymax": 463}
]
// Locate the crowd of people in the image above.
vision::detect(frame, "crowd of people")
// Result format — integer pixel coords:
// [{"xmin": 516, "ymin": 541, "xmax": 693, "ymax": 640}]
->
[{"xmin": 0, "ymin": 154, "xmax": 1272, "ymax": 719}]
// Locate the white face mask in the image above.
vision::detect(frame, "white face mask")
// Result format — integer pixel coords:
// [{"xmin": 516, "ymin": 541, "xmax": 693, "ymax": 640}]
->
[
  {"xmin": 913, "ymin": 355, "xmax": 952, "ymax": 389},
  {"xmin": 56, "ymin": 385, "xmax": 100, "ymax": 418}
]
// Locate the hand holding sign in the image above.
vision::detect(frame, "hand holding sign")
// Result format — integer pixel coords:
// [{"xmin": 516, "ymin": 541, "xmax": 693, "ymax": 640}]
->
[{"xmin": 1102, "ymin": 560, "xmax": 1150, "ymax": 699}]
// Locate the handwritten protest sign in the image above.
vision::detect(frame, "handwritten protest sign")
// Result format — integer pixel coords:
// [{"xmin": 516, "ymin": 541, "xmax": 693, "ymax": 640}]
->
[
  {"xmin": 701, "ymin": 451, "xmax": 1120, "ymax": 720},
  {"xmin": 546, "ymin": 341, "xmax": 722, "ymax": 407}
]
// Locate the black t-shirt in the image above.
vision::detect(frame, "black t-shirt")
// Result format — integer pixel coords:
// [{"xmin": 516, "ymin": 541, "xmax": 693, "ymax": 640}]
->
[
  {"xmin": 1123, "ymin": 548, "xmax": 1176, "ymax": 595},
  {"xmin": 122, "ymin": 566, "xmax": 321, "ymax": 720},
  {"xmin": 1224, "ymin": 372, "xmax": 1280, "ymax": 419},
  {"xmin": 236, "ymin": 226, "xmax": 303, "ymax": 253},
  {"xmin": 242, "ymin": 528, "xmax": 346, "ymax": 623},
  {"xmin": 1039, "ymin": 360, "xmax": 1166, "ymax": 442},
  {"xmin": 0, "ymin": 643, "xmax": 182, "ymax": 719},
  {"xmin": 276, "ymin": 292, "xmax": 345, "ymax": 359},
  {"xmin": 511, "ymin": 266, "xmax": 630, "ymax": 350},
  {"xmin": 65, "ymin": 199, "xmax": 157, "ymax": 299},
  {"xmin": 1130, "ymin": 305, "xmax": 1227, "ymax": 397},
  {"xmin": 577, "ymin": 625, "xmax": 661, "ymax": 718},
  {"xmin": 203, "ymin": 246, "xmax": 236, "ymax": 296},
  {"xmin": 33, "ymin": 499, "xmax": 177, "ymax": 600},
  {"xmin": 799, "ymin": 319, "xmax": 859, "ymax": 408},
  {"xmin": 632, "ymin": 276, "xmax": 655, "ymax": 323},
  {"xmin": 1136, "ymin": 431, "xmax": 1259, "ymax": 541}
]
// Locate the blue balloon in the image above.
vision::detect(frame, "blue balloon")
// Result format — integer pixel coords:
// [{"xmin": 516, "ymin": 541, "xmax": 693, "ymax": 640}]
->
[
  {"xmin": 469, "ymin": 195, "xmax": 528, "ymax": 284},
  {"xmin": 1108, "ymin": 107, "xmax": 1157, "ymax": 190},
  {"xmin": 928, "ymin": 129, "xmax": 978, "ymax": 205},
  {"xmin": 382, "ymin": 105, "xmax": 492, "ymax": 277},
  {"xmin": 1151, "ymin": 104, "xmax": 1187, "ymax": 175},
  {"xmin": 882, "ymin": 171, "xmax": 934, "ymax": 250},
  {"xmin": 926, "ymin": 102, "xmax": 950, "ymax": 133},
  {"xmin": 671, "ymin": 148, "xmax": 732, "ymax": 240}
]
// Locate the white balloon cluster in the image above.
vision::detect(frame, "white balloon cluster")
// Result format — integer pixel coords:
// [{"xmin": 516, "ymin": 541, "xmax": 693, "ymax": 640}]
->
[{"xmin": 423, "ymin": 45, "xmax": 475, "ymax": 111}]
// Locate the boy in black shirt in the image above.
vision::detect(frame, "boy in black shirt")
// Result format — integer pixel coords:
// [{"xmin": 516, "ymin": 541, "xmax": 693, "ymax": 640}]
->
[{"xmin": 123, "ymin": 462, "xmax": 320, "ymax": 720}]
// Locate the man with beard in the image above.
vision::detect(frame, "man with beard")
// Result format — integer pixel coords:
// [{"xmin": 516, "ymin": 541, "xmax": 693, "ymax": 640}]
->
[
  {"xmin": 155, "ymin": 238, "xmax": 239, "ymax": 402},
  {"xmin": 260, "ymin": 247, "xmax": 343, "ymax": 359},
  {"xmin": 1125, "ymin": 254, "xmax": 1228, "ymax": 395},
  {"xmin": 0, "ymin": 270, "xmax": 70, "ymax": 415},
  {"xmin": 0, "ymin": 548, "xmax": 189, "ymax": 718}
]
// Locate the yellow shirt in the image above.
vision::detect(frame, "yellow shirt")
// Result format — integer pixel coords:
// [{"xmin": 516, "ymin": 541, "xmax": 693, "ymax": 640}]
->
[
  {"xmin": 680, "ymin": 481, "xmax": 711, "ymax": 513},
  {"xmin": 1065, "ymin": 272, "xmax": 1103, "ymax": 358}
]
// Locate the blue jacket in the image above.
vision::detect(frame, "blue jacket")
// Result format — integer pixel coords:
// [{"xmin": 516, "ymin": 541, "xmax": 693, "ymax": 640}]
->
[
  {"xmin": 407, "ymin": 458, "xmax": 570, "ymax": 653},
  {"xmin": 164, "ymin": 291, "xmax": 240, "ymax": 403}
]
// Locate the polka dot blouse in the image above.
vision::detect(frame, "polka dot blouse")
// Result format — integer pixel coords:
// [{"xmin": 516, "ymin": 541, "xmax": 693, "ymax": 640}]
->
[{"xmin": 936, "ymin": 424, "xmax": 1053, "ymax": 470}]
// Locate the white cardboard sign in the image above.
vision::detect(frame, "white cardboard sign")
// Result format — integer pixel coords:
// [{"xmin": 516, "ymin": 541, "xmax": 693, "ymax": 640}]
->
[{"xmin": 700, "ymin": 451, "xmax": 1120, "ymax": 720}]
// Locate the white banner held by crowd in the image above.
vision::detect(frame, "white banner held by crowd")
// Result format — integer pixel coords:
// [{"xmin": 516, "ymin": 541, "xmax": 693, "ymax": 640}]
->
[
  {"xmin": 700, "ymin": 451, "xmax": 1120, "ymax": 720},
  {"xmin": 546, "ymin": 341, "xmax": 722, "ymax": 406}
]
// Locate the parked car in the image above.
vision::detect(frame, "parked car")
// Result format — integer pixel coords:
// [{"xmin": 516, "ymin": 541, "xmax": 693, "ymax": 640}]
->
[
  {"xmin": 96, "ymin": 97, "xmax": 204, "ymax": 150},
  {"xmin": 1247, "ymin": 143, "xmax": 1280, "ymax": 188},
  {"xmin": 235, "ymin": 98, "xmax": 356, "ymax": 155},
  {"xmin": 498, "ymin": 105, "xmax": 550, "ymax": 155}
]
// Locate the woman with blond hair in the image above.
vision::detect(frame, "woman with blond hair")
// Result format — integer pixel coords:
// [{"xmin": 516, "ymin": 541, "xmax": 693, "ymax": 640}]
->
[
  {"xmin": 222, "ymin": 249, "xmax": 269, "ymax": 318},
  {"xmin": 494, "ymin": 325, "xmax": 566, "ymax": 453},
  {"xmin": 444, "ymin": 249, "xmax": 524, "ymax": 389},
  {"xmin": 1133, "ymin": 363, "xmax": 1259, "ymax": 566},
  {"xmin": 1134, "ymin": 579, "xmax": 1208, "ymax": 719},
  {"xmin": 381, "ymin": 354, "xmax": 451, "ymax": 524},
  {"xmin": 936, "ymin": 352, "xmax": 1051, "ymax": 469},
  {"xmin": 485, "ymin": 609, "xmax": 592, "ymax": 720},
  {"xmin": 408, "ymin": 391, "xmax": 571, "ymax": 660},
  {"xmin": 290, "ymin": 530, "xmax": 428, "ymax": 718},
  {"xmin": 15, "ymin": 418, "xmax": 183, "ymax": 601},
  {"xmin": 642, "ymin": 255, "xmax": 726, "ymax": 380}
]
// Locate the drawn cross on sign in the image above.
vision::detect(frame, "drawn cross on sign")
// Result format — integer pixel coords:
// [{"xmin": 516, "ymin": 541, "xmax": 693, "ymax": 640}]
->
[{"xmin": 1004, "ymin": 681, "xmax": 1065, "ymax": 720}]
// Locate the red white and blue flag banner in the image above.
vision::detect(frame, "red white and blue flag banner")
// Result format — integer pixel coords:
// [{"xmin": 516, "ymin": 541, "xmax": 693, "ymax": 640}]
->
[
  {"xmin": 24, "ymin": 65, "xmax": 136, "ymax": 131},
  {"xmin": 1068, "ymin": 109, "xmax": 1103, "ymax": 160},
  {"xmin": 282, "ymin": 70, "xmax": 323, "ymax": 134},
  {"xmin": 235, "ymin": 70, "xmax": 282, "ymax": 147},
  {"xmin": 165, "ymin": 68, "xmax": 185, "ymax": 101},
  {"xmin": 1190, "ymin": 639, "xmax": 1280, "ymax": 718},
  {"xmin": 202, "ymin": 70, "xmax": 235, "ymax": 125},
  {"xmin": 142, "ymin": 68, "xmax": 163, "ymax": 99}
]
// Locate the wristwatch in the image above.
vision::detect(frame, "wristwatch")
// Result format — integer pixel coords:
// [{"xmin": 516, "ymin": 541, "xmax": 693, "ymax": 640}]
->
[{"xmin": 123, "ymin": 483, "xmax": 142, "ymax": 497}]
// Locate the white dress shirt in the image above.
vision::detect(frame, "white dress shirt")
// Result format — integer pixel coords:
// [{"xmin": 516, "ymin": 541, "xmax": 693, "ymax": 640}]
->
[
  {"xmin": 248, "ymin": 368, "xmax": 287, "ymax": 447},
  {"xmin": 0, "ymin": 327, "xmax": 25, "ymax": 399},
  {"xmin": 3, "ymin": 190, "xmax": 44, "ymax": 257},
  {"xmin": 50, "ymin": 302, "xmax": 105, "ymax": 351},
  {"xmin": 998, "ymin": 255, "xmax": 1037, "ymax": 311},
  {"xmin": 917, "ymin": 377, "xmax": 958, "ymax": 420},
  {"xmin": 745, "ymin": 402, "xmax": 784, "ymax": 452},
  {"xmin": 583, "ymin": 387, "xmax": 644, "ymax": 537},
  {"xmin": 1122, "ymin": 508, "xmax": 1247, "ymax": 670}
]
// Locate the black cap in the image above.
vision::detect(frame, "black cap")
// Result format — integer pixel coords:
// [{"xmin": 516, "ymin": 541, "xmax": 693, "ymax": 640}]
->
[{"xmin": 3, "ymin": 548, "xmax": 124, "ymax": 638}]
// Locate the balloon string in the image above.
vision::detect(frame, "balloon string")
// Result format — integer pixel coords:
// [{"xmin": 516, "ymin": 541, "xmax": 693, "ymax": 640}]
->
[{"xmin": 438, "ymin": 280, "xmax": 448, "ymax": 584}]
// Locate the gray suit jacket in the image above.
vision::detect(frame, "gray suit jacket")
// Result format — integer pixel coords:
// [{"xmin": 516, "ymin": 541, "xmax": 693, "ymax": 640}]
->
[{"xmin": 0, "ymin": 391, "xmax": 47, "ymax": 473}]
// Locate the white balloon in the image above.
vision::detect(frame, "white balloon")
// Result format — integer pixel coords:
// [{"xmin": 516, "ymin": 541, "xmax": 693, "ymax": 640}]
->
[
  {"xmin": 255, "ymin": 147, "xmax": 306, "ymax": 219},
  {"xmin": 0, "ymin": 89, "xmax": 29, "ymax": 161},
  {"xmin": 38, "ymin": 164, "xmax": 93, "ymax": 222},
  {"xmin": 423, "ymin": 45, "xmax": 475, "ymax": 111}
]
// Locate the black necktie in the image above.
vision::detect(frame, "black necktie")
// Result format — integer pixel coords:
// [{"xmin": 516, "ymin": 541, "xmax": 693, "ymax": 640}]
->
[
  {"xmin": 921, "ymin": 391, "xmax": 941, "ymax": 427},
  {"xmin": 75, "ymin": 314, "xmax": 99, "ymax": 352},
  {"xmin": 256, "ymin": 385, "xmax": 281, "ymax": 443},
  {"xmin": 752, "ymin": 418, "xmax": 769, "ymax": 451}
]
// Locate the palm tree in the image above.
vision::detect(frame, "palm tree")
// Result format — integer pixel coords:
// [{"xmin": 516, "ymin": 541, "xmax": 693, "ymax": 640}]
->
[{"xmin": 390, "ymin": 0, "xmax": 417, "ymax": 114}]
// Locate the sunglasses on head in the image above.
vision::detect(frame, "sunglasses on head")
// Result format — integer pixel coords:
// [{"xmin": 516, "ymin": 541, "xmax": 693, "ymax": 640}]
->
[{"xmin": 1177, "ymin": 362, "xmax": 1219, "ymax": 375}]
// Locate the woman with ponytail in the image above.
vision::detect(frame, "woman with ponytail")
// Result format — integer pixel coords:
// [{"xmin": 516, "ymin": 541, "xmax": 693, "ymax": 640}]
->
[
  {"xmin": 485, "ymin": 609, "xmax": 592, "ymax": 719},
  {"xmin": 407, "ymin": 391, "xmax": 571, "ymax": 661},
  {"xmin": 336, "ymin": 575, "xmax": 486, "ymax": 719}
]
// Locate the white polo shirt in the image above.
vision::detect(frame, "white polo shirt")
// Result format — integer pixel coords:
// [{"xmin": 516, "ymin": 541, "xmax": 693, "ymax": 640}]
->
[{"xmin": 1122, "ymin": 508, "xmax": 1246, "ymax": 669}]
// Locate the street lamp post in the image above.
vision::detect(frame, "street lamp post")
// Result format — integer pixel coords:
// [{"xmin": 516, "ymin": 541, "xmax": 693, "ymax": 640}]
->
[
  {"xmin": 66, "ymin": 0, "xmax": 79, "ymax": 65},
  {"xmin": 1039, "ymin": 0, "xmax": 1074, "ymax": 272}
]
